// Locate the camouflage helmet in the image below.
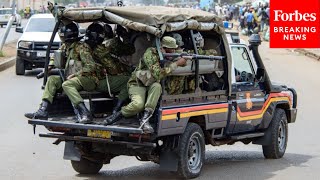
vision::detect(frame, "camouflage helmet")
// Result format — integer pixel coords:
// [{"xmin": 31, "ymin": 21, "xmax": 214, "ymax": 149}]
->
[
  {"xmin": 171, "ymin": 33, "xmax": 184, "ymax": 47},
  {"xmin": 161, "ymin": 36, "xmax": 178, "ymax": 49}
]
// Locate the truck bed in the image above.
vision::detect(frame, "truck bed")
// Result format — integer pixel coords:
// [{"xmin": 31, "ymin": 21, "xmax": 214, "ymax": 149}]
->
[{"xmin": 28, "ymin": 116, "xmax": 144, "ymax": 134}]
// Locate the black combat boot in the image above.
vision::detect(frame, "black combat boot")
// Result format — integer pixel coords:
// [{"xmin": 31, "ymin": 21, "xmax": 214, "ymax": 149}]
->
[
  {"xmin": 140, "ymin": 108, "xmax": 154, "ymax": 134},
  {"xmin": 103, "ymin": 111, "xmax": 123, "ymax": 126},
  {"xmin": 102, "ymin": 100, "xmax": 125, "ymax": 125},
  {"xmin": 24, "ymin": 100, "xmax": 50, "ymax": 120},
  {"xmin": 112, "ymin": 99, "xmax": 125, "ymax": 114},
  {"xmin": 77, "ymin": 103, "xmax": 93, "ymax": 124}
]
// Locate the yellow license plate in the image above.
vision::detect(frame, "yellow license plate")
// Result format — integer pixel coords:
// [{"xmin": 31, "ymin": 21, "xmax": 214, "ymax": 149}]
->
[{"xmin": 87, "ymin": 130, "xmax": 112, "ymax": 139}]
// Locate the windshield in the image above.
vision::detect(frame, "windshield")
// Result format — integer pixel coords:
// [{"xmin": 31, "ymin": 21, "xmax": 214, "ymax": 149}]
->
[
  {"xmin": 0, "ymin": 9, "xmax": 12, "ymax": 14},
  {"xmin": 25, "ymin": 18, "xmax": 55, "ymax": 32},
  {"xmin": 231, "ymin": 46, "xmax": 254, "ymax": 74}
]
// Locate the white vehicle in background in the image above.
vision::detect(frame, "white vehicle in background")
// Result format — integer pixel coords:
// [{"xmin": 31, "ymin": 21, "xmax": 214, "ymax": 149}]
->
[
  {"xmin": 0, "ymin": 8, "xmax": 21, "ymax": 27},
  {"xmin": 15, "ymin": 14, "xmax": 61, "ymax": 75}
]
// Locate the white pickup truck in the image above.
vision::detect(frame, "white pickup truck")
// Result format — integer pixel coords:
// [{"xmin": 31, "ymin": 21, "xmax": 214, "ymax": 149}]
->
[
  {"xmin": 15, "ymin": 14, "xmax": 60, "ymax": 75},
  {"xmin": 0, "ymin": 8, "xmax": 21, "ymax": 27}
]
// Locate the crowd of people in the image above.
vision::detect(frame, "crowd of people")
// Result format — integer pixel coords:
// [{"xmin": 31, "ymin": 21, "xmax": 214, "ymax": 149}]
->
[{"xmin": 165, "ymin": 2, "xmax": 270, "ymax": 41}]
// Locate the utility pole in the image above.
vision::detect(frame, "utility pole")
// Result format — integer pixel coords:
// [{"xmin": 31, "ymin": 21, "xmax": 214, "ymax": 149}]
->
[{"xmin": 0, "ymin": 0, "xmax": 16, "ymax": 51}]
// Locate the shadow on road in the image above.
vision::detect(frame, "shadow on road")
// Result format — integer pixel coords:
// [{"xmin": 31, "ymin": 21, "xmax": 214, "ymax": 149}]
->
[{"xmin": 75, "ymin": 150, "xmax": 312, "ymax": 180}]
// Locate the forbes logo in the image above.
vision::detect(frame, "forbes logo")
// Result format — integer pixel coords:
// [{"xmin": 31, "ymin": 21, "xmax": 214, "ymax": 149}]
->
[{"xmin": 274, "ymin": 10, "xmax": 317, "ymax": 22}]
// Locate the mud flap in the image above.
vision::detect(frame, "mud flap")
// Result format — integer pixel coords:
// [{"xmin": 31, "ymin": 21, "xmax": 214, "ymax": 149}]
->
[
  {"xmin": 63, "ymin": 141, "xmax": 81, "ymax": 161},
  {"xmin": 159, "ymin": 151, "xmax": 178, "ymax": 171},
  {"xmin": 252, "ymin": 126, "xmax": 272, "ymax": 145}
]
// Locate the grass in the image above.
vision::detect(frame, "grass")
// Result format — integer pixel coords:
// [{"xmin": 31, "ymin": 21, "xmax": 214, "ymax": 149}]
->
[{"xmin": 0, "ymin": 51, "xmax": 4, "ymax": 57}]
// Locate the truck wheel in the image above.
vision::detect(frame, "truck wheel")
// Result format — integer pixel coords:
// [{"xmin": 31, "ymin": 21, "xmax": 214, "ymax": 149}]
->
[
  {"xmin": 71, "ymin": 158, "xmax": 103, "ymax": 174},
  {"xmin": 262, "ymin": 108, "xmax": 288, "ymax": 159},
  {"xmin": 177, "ymin": 123, "xmax": 205, "ymax": 179},
  {"xmin": 15, "ymin": 57, "xmax": 25, "ymax": 75}
]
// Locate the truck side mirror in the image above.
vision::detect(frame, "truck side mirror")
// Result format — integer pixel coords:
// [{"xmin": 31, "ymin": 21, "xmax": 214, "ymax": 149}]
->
[
  {"xmin": 16, "ymin": 27, "xmax": 23, "ymax": 33},
  {"xmin": 256, "ymin": 67, "xmax": 265, "ymax": 80}
]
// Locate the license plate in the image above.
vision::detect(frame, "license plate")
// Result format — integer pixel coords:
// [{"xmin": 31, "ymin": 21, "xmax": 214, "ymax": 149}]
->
[
  {"xmin": 87, "ymin": 129, "xmax": 112, "ymax": 139},
  {"xmin": 37, "ymin": 52, "xmax": 53, "ymax": 57}
]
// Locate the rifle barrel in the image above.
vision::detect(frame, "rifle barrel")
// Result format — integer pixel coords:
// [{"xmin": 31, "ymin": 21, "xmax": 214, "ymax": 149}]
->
[{"xmin": 162, "ymin": 53, "xmax": 224, "ymax": 61}]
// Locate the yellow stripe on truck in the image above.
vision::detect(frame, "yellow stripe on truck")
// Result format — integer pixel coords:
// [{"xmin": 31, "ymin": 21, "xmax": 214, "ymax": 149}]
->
[
  {"xmin": 161, "ymin": 108, "xmax": 228, "ymax": 121},
  {"xmin": 237, "ymin": 97, "xmax": 290, "ymax": 121}
]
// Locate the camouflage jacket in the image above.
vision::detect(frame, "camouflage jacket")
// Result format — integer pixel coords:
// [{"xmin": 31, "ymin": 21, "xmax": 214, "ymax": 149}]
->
[
  {"xmin": 93, "ymin": 37, "xmax": 135, "ymax": 78},
  {"xmin": 129, "ymin": 47, "xmax": 178, "ymax": 86},
  {"xmin": 187, "ymin": 48, "xmax": 217, "ymax": 55},
  {"xmin": 49, "ymin": 42, "xmax": 98, "ymax": 82},
  {"xmin": 66, "ymin": 42, "xmax": 98, "ymax": 83}
]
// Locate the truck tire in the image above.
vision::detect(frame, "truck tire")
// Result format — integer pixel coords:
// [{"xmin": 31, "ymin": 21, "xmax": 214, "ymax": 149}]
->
[
  {"xmin": 15, "ymin": 57, "xmax": 25, "ymax": 75},
  {"xmin": 71, "ymin": 158, "xmax": 103, "ymax": 174},
  {"xmin": 177, "ymin": 123, "xmax": 205, "ymax": 179},
  {"xmin": 262, "ymin": 108, "xmax": 288, "ymax": 159}
]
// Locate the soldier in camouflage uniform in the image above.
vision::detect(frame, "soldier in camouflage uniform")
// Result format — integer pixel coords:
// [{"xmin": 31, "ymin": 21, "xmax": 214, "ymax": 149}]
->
[
  {"xmin": 186, "ymin": 32, "xmax": 218, "ymax": 92},
  {"xmin": 24, "ymin": 22, "xmax": 99, "ymax": 124},
  {"xmin": 165, "ymin": 33, "xmax": 186, "ymax": 95},
  {"xmin": 103, "ymin": 36, "xmax": 187, "ymax": 133},
  {"xmin": 93, "ymin": 24, "xmax": 135, "ymax": 115},
  {"xmin": 61, "ymin": 22, "xmax": 107, "ymax": 124}
]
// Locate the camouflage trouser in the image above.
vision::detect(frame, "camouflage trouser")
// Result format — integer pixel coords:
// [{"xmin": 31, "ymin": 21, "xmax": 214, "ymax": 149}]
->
[
  {"xmin": 121, "ymin": 82, "xmax": 162, "ymax": 118},
  {"xmin": 42, "ymin": 75, "xmax": 62, "ymax": 104},
  {"xmin": 165, "ymin": 76, "xmax": 185, "ymax": 95},
  {"xmin": 165, "ymin": 76, "xmax": 195, "ymax": 95},
  {"xmin": 95, "ymin": 75, "xmax": 130, "ymax": 101},
  {"xmin": 62, "ymin": 76, "xmax": 96, "ymax": 106},
  {"xmin": 186, "ymin": 76, "xmax": 195, "ymax": 92}
]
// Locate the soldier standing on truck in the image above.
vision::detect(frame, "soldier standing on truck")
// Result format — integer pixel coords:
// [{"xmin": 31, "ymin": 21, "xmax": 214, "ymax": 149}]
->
[
  {"xmin": 94, "ymin": 24, "xmax": 135, "ymax": 116},
  {"xmin": 24, "ymin": 22, "xmax": 98, "ymax": 124},
  {"xmin": 103, "ymin": 36, "xmax": 187, "ymax": 133}
]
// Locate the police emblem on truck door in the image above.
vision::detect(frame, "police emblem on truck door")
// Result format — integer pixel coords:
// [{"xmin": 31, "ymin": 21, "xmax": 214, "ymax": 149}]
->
[{"xmin": 246, "ymin": 92, "xmax": 253, "ymax": 110}]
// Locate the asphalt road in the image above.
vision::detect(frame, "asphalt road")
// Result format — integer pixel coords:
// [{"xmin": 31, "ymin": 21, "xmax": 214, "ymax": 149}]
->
[
  {"xmin": 0, "ymin": 42, "xmax": 319, "ymax": 179},
  {"xmin": 0, "ymin": 19, "xmax": 27, "ymax": 44}
]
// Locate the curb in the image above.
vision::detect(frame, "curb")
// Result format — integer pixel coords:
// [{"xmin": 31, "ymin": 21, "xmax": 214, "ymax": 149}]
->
[
  {"xmin": 0, "ymin": 56, "xmax": 15, "ymax": 72},
  {"xmin": 294, "ymin": 49, "xmax": 320, "ymax": 61}
]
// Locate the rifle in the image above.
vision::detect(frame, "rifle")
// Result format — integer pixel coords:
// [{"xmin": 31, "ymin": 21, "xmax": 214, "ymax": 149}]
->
[{"xmin": 162, "ymin": 53, "xmax": 224, "ymax": 61}]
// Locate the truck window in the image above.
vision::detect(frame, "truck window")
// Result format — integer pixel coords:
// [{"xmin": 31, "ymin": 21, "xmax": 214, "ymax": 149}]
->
[
  {"xmin": 25, "ymin": 18, "xmax": 56, "ymax": 32},
  {"xmin": 0, "ymin": 9, "xmax": 12, "ymax": 14},
  {"xmin": 231, "ymin": 46, "xmax": 255, "ymax": 82}
]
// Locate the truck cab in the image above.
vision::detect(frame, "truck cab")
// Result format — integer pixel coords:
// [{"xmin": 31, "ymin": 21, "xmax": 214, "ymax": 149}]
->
[{"xmin": 28, "ymin": 4, "xmax": 297, "ymax": 179}]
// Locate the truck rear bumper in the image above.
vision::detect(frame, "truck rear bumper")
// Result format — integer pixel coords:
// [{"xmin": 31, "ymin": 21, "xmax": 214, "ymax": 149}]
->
[
  {"xmin": 39, "ymin": 132, "xmax": 156, "ymax": 148},
  {"xmin": 28, "ymin": 119, "xmax": 144, "ymax": 134}
]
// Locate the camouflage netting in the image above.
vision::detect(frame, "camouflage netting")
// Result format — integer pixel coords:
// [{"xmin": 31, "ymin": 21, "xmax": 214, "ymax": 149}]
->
[{"xmin": 48, "ymin": 3, "xmax": 224, "ymax": 37}]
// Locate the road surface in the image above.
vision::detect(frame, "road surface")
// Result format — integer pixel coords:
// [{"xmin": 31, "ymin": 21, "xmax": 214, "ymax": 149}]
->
[{"xmin": 0, "ymin": 42, "xmax": 319, "ymax": 179}]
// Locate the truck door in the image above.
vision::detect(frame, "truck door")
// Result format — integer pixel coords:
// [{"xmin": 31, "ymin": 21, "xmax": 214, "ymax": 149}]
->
[{"xmin": 230, "ymin": 45, "xmax": 266, "ymax": 133}]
